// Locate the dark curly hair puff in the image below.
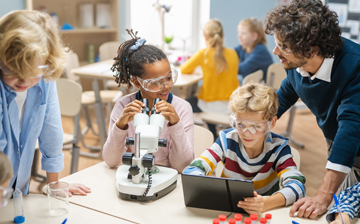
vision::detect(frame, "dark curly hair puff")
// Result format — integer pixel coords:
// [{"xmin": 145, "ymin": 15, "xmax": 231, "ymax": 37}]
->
[
  {"xmin": 111, "ymin": 29, "xmax": 167, "ymax": 89},
  {"xmin": 265, "ymin": 0, "xmax": 343, "ymax": 59}
]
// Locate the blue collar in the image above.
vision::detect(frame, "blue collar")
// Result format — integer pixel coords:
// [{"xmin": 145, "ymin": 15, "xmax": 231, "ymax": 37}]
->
[{"xmin": 135, "ymin": 90, "xmax": 173, "ymax": 104}]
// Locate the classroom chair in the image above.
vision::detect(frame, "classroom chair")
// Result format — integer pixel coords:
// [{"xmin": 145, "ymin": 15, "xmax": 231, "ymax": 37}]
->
[
  {"xmin": 194, "ymin": 125, "xmax": 224, "ymax": 177},
  {"xmin": 98, "ymin": 41, "xmax": 127, "ymax": 91},
  {"xmin": 32, "ymin": 78, "xmax": 83, "ymax": 182},
  {"xmin": 64, "ymin": 51, "xmax": 122, "ymax": 151},
  {"xmin": 290, "ymin": 146, "xmax": 301, "ymax": 170},
  {"xmin": 266, "ymin": 63, "xmax": 306, "ymax": 148},
  {"xmin": 242, "ymin": 69, "xmax": 264, "ymax": 85}
]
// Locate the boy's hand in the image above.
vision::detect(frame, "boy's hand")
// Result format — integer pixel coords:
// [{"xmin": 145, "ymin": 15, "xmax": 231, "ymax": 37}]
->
[
  {"xmin": 68, "ymin": 183, "xmax": 91, "ymax": 197},
  {"xmin": 330, "ymin": 213, "xmax": 351, "ymax": 224},
  {"xmin": 237, "ymin": 191, "xmax": 264, "ymax": 215},
  {"xmin": 116, "ymin": 100, "xmax": 145, "ymax": 129},
  {"xmin": 155, "ymin": 100, "xmax": 180, "ymax": 125}
]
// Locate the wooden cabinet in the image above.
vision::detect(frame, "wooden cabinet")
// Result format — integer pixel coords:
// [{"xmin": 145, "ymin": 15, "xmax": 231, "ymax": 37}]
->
[{"xmin": 26, "ymin": 0, "xmax": 119, "ymax": 63}]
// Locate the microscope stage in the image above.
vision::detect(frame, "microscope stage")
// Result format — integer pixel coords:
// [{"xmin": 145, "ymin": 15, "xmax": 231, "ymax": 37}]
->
[{"xmin": 116, "ymin": 165, "xmax": 178, "ymax": 201}]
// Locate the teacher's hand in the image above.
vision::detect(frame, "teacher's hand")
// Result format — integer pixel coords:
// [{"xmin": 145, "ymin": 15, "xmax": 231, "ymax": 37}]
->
[{"xmin": 289, "ymin": 193, "xmax": 332, "ymax": 219}]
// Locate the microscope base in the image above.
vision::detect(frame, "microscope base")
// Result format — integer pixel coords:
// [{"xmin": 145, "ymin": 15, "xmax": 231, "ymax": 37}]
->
[{"xmin": 115, "ymin": 165, "xmax": 178, "ymax": 202}]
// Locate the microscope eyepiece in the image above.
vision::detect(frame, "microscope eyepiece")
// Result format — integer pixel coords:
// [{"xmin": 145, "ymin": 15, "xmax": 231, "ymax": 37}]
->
[
  {"xmin": 151, "ymin": 98, "xmax": 162, "ymax": 115},
  {"xmin": 140, "ymin": 98, "xmax": 150, "ymax": 115}
]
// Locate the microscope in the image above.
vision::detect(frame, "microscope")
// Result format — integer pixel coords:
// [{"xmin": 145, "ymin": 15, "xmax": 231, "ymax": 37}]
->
[{"xmin": 115, "ymin": 98, "xmax": 178, "ymax": 201}]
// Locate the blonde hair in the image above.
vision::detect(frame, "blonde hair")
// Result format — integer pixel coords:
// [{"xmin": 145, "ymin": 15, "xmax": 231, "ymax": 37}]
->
[
  {"xmin": 203, "ymin": 19, "xmax": 228, "ymax": 74},
  {"xmin": 0, "ymin": 151, "xmax": 13, "ymax": 185},
  {"xmin": 0, "ymin": 10, "xmax": 66, "ymax": 80},
  {"xmin": 238, "ymin": 18, "xmax": 267, "ymax": 53},
  {"xmin": 228, "ymin": 82, "xmax": 279, "ymax": 120}
]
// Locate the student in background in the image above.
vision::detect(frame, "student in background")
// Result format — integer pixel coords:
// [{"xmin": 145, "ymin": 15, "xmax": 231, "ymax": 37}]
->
[
  {"xmin": 235, "ymin": 18, "xmax": 273, "ymax": 84},
  {"xmin": 0, "ymin": 151, "xmax": 13, "ymax": 210},
  {"xmin": 180, "ymin": 19, "xmax": 239, "ymax": 137},
  {"xmin": 183, "ymin": 83, "xmax": 306, "ymax": 215},
  {"xmin": 103, "ymin": 29, "xmax": 194, "ymax": 173},
  {"xmin": 326, "ymin": 182, "xmax": 360, "ymax": 223},
  {"xmin": 0, "ymin": 10, "xmax": 91, "ymax": 196}
]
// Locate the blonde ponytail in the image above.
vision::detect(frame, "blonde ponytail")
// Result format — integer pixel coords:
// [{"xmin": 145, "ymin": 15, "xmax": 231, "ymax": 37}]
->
[{"xmin": 203, "ymin": 19, "xmax": 228, "ymax": 74}]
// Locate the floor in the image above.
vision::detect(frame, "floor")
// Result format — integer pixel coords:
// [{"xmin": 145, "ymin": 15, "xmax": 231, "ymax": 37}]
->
[{"xmin": 29, "ymin": 107, "xmax": 327, "ymax": 197}]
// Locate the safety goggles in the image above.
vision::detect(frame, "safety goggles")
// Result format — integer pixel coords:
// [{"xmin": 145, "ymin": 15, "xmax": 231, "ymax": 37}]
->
[
  {"xmin": 274, "ymin": 37, "xmax": 293, "ymax": 55},
  {"xmin": 0, "ymin": 186, "xmax": 13, "ymax": 209},
  {"xmin": 136, "ymin": 68, "xmax": 178, "ymax": 92},
  {"xmin": 229, "ymin": 114, "xmax": 271, "ymax": 135},
  {"xmin": 0, "ymin": 63, "xmax": 54, "ymax": 79}
]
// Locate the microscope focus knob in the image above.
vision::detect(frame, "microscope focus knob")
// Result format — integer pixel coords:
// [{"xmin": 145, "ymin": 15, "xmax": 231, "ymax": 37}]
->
[
  {"xmin": 158, "ymin": 139, "xmax": 167, "ymax": 147},
  {"xmin": 126, "ymin": 137, "xmax": 134, "ymax": 145},
  {"xmin": 129, "ymin": 165, "xmax": 140, "ymax": 176},
  {"xmin": 142, "ymin": 154, "xmax": 155, "ymax": 168},
  {"xmin": 122, "ymin": 152, "xmax": 134, "ymax": 165}
]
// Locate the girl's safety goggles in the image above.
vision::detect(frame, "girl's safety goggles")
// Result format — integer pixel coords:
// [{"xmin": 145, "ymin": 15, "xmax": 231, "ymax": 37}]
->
[
  {"xmin": 229, "ymin": 114, "xmax": 271, "ymax": 135},
  {"xmin": 136, "ymin": 68, "xmax": 178, "ymax": 92},
  {"xmin": 0, "ymin": 186, "xmax": 13, "ymax": 209}
]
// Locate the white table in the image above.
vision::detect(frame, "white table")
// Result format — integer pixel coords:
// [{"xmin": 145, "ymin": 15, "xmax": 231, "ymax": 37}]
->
[
  {"xmin": 59, "ymin": 162, "xmax": 360, "ymax": 224},
  {"xmin": 0, "ymin": 194, "xmax": 133, "ymax": 224},
  {"xmin": 71, "ymin": 60, "xmax": 203, "ymax": 155},
  {"xmin": 60, "ymin": 162, "xmax": 231, "ymax": 224}
]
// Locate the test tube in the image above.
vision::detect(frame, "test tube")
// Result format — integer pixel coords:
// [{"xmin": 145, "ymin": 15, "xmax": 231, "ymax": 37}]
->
[
  {"xmin": 260, "ymin": 218, "xmax": 267, "ymax": 224},
  {"xmin": 218, "ymin": 214, "xmax": 227, "ymax": 224},
  {"xmin": 244, "ymin": 218, "xmax": 251, "ymax": 224},
  {"xmin": 228, "ymin": 218, "xmax": 236, "ymax": 224},
  {"xmin": 234, "ymin": 213, "xmax": 242, "ymax": 224},
  {"xmin": 13, "ymin": 188, "xmax": 25, "ymax": 223},
  {"xmin": 213, "ymin": 219, "xmax": 220, "ymax": 224},
  {"xmin": 265, "ymin": 213, "xmax": 272, "ymax": 223},
  {"xmin": 250, "ymin": 214, "xmax": 257, "ymax": 224}
]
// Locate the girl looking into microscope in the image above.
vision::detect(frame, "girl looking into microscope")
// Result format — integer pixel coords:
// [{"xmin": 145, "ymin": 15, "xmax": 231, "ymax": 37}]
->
[{"xmin": 102, "ymin": 30, "xmax": 194, "ymax": 173}]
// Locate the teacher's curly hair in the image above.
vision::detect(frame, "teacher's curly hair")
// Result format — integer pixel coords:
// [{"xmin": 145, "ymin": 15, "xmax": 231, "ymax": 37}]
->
[
  {"xmin": 111, "ymin": 29, "xmax": 167, "ymax": 89},
  {"xmin": 264, "ymin": 0, "xmax": 342, "ymax": 59}
]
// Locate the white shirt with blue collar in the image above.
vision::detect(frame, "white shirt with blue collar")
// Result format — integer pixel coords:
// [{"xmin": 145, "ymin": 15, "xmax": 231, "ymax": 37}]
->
[{"xmin": 0, "ymin": 77, "xmax": 64, "ymax": 194}]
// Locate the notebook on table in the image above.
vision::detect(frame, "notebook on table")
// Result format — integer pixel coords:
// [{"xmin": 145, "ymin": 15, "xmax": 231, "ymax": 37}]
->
[{"xmin": 181, "ymin": 174, "xmax": 254, "ymax": 213}]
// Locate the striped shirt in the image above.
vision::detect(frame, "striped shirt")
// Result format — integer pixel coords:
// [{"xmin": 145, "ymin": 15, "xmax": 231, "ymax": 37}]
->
[
  {"xmin": 326, "ymin": 182, "xmax": 360, "ymax": 222},
  {"xmin": 183, "ymin": 128, "xmax": 306, "ymax": 206}
]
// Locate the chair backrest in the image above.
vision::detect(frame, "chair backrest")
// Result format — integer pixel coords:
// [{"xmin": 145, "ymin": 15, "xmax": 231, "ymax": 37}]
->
[
  {"xmin": 290, "ymin": 146, "xmax": 301, "ymax": 170},
  {"xmin": 242, "ymin": 70, "xmax": 264, "ymax": 85},
  {"xmin": 266, "ymin": 63, "xmax": 287, "ymax": 90},
  {"xmin": 56, "ymin": 78, "xmax": 82, "ymax": 117},
  {"xmin": 194, "ymin": 125, "xmax": 214, "ymax": 158},
  {"xmin": 99, "ymin": 41, "xmax": 121, "ymax": 61},
  {"xmin": 64, "ymin": 51, "xmax": 80, "ymax": 82}
]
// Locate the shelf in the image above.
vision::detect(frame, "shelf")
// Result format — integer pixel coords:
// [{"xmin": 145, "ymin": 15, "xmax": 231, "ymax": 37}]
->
[{"xmin": 60, "ymin": 28, "xmax": 118, "ymax": 34}]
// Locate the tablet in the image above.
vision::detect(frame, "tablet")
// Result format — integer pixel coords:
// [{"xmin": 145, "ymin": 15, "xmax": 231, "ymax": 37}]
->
[{"xmin": 181, "ymin": 174, "xmax": 254, "ymax": 213}]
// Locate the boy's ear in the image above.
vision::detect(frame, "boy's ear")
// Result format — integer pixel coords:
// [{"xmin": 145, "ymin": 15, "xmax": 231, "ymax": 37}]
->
[
  {"xmin": 132, "ymin": 76, "xmax": 141, "ymax": 88},
  {"xmin": 270, "ymin": 116, "xmax": 277, "ymax": 129}
]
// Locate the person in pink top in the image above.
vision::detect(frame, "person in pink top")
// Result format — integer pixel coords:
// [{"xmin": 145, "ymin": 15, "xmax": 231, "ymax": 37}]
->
[{"xmin": 102, "ymin": 30, "xmax": 195, "ymax": 172}]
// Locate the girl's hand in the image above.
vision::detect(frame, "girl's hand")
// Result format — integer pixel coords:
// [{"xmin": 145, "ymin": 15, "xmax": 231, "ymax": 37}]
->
[
  {"xmin": 155, "ymin": 100, "xmax": 180, "ymax": 125},
  {"xmin": 68, "ymin": 183, "xmax": 91, "ymax": 197},
  {"xmin": 116, "ymin": 100, "xmax": 145, "ymax": 129},
  {"xmin": 237, "ymin": 191, "xmax": 264, "ymax": 215}
]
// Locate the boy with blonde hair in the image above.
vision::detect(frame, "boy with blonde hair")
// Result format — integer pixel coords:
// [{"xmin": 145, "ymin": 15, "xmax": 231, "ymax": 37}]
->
[{"xmin": 183, "ymin": 83, "xmax": 306, "ymax": 215}]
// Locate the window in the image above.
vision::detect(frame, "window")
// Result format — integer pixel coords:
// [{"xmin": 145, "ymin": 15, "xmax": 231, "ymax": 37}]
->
[{"xmin": 129, "ymin": 0, "xmax": 209, "ymax": 53}]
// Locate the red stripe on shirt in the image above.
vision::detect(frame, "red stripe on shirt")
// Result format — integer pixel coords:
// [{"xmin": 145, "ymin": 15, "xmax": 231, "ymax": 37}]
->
[
  {"xmin": 208, "ymin": 149, "xmax": 221, "ymax": 163},
  {"xmin": 225, "ymin": 158, "xmax": 257, "ymax": 178},
  {"xmin": 276, "ymin": 159, "xmax": 296, "ymax": 173},
  {"xmin": 258, "ymin": 162, "xmax": 274, "ymax": 173}
]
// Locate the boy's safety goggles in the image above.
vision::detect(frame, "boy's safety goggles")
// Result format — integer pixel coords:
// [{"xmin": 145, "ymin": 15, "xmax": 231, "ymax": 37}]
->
[
  {"xmin": 229, "ymin": 114, "xmax": 271, "ymax": 135},
  {"xmin": 0, "ymin": 63, "xmax": 54, "ymax": 79},
  {"xmin": 0, "ymin": 186, "xmax": 13, "ymax": 209},
  {"xmin": 136, "ymin": 68, "xmax": 178, "ymax": 92}
]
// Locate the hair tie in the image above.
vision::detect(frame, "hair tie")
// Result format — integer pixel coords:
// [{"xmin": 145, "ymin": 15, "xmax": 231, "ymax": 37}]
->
[{"xmin": 129, "ymin": 38, "xmax": 146, "ymax": 54}]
